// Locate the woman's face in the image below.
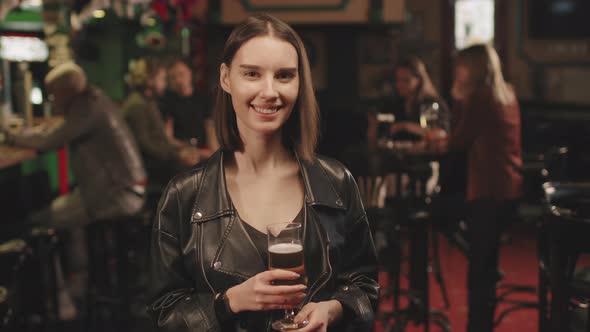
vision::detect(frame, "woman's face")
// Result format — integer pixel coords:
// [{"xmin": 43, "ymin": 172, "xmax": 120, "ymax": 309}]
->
[
  {"xmin": 395, "ymin": 67, "xmax": 419, "ymax": 98},
  {"xmin": 149, "ymin": 68, "xmax": 167, "ymax": 97},
  {"xmin": 451, "ymin": 65, "xmax": 470, "ymax": 100},
  {"xmin": 169, "ymin": 62, "xmax": 193, "ymax": 96},
  {"xmin": 220, "ymin": 36, "xmax": 299, "ymax": 139}
]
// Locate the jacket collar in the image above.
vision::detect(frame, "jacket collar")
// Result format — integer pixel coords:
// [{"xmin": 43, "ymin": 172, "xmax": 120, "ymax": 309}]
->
[{"xmin": 191, "ymin": 149, "xmax": 344, "ymax": 223}]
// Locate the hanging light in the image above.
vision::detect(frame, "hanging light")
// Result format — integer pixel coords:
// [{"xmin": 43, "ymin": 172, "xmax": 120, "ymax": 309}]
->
[{"xmin": 93, "ymin": 9, "xmax": 106, "ymax": 19}]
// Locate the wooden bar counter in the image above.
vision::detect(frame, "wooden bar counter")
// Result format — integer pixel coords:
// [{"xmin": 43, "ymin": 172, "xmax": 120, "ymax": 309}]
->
[{"xmin": 0, "ymin": 144, "xmax": 37, "ymax": 169}]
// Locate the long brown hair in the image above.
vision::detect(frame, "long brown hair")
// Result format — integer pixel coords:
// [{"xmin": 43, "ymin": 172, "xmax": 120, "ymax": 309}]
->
[
  {"xmin": 455, "ymin": 44, "xmax": 514, "ymax": 105},
  {"xmin": 214, "ymin": 13, "xmax": 319, "ymax": 161},
  {"xmin": 396, "ymin": 56, "xmax": 440, "ymax": 101}
]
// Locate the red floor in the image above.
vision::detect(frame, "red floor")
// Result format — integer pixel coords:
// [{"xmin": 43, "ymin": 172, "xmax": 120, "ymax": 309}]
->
[{"xmin": 376, "ymin": 226, "xmax": 539, "ymax": 332}]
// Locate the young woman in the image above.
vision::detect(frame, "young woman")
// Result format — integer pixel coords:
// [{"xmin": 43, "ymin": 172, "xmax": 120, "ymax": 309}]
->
[
  {"xmin": 449, "ymin": 44, "xmax": 522, "ymax": 332},
  {"xmin": 367, "ymin": 56, "xmax": 449, "ymax": 146},
  {"xmin": 147, "ymin": 14, "xmax": 378, "ymax": 332}
]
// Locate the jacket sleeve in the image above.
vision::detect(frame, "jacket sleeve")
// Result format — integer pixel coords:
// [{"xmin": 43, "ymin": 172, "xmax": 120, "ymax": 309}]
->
[
  {"xmin": 125, "ymin": 100, "xmax": 179, "ymax": 162},
  {"xmin": 330, "ymin": 171, "xmax": 379, "ymax": 330},
  {"xmin": 9, "ymin": 97, "xmax": 98, "ymax": 151},
  {"xmin": 147, "ymin": 179, "xmax": 221, "ymax": 332}
]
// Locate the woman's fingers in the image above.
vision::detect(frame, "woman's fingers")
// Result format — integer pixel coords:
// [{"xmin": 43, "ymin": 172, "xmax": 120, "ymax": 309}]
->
[
  {"xmin": 260, "ymin": 269, "xmax": 301, "ymax": 282},
  {"xmin": 255, "ymin": 269, "xmax": 306, "ymax": 295},
  {"xmin": 256, "ymin": 283, "xmax": 307, "ymax": 295},
  {"xmin": 256, "ymin": 293, "xmax": 306, "ymax": 305},
  {"xmin": 294, "ymin": 303, "xmax": 315, "ymax": 324},
  {"xmin": 292, "ymin": 316, "xmax": 324, "ymax": 332}
]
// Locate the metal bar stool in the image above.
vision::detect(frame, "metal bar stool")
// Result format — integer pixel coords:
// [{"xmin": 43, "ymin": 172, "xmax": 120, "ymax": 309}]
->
[
  {"xmin": 85, "ymin": 213, "xmax": 146, "ymax": 331},
  {"xmin": 540, "ymin": 181, "xmax": 590, "ymax": 332}
]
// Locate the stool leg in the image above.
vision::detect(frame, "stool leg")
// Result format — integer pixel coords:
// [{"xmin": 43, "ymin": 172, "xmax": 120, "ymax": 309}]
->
[
  {"xmin": 85, "ymin": 226, "xmax": 96, "ymax": 331},
  {"xmin": 431, "ymin": 231, "xmax": 450, "ymax": 309},
  {"xmin": 40, "ymin": 234, "xmax": 60, "ymax": 324},
  {"xmin": 409, "ymin": 215, "xmax": 429, "ymax": 331},
  {"xmin": 538, "ymin": 225, "xmax": 549, "ymax": 332},
  {"xmin": 549, "ymin": 237, "xmax": 571, "ymax": 332},
  {"xmin": 116, "ymin": 223, "xmax": 131, "ymax": 328}
]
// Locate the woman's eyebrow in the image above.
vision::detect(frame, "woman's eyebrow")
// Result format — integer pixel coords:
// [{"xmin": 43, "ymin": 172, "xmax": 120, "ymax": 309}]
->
[{"xmin": 238, "ymin": 64, "xmax": 297, "ymax": 72}]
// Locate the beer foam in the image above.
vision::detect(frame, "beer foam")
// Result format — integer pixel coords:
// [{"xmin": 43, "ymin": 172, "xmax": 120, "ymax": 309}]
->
[{"xmin": 269, "ymin": 243, "xmax": 303, "ymax": 254}]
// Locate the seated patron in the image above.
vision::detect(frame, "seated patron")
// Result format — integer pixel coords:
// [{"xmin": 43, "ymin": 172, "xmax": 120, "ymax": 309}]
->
[
  {"xmin": 1, "ymin": 62, "xmax": 147, "ymax": 319},
  {"xmin": 368, "ymin": 56, "xmax": 449, "ymax": 150},
  {"xmin": 159, "ymin": 59, "xmax": 218, "ymax": 155},
  {"xmin": 122, "ymin": 57, "xmax": 199, "ymax": 187}
]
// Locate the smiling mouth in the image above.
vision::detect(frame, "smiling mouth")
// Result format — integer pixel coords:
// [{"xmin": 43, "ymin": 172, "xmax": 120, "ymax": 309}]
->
[{"xmin": 252, "ymin": 105, "xmax": 281, "ymax": 115}]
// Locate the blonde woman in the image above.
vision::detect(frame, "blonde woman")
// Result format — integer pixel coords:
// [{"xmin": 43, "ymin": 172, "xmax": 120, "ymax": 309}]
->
[{"xmin": 449, "ymin": 44, "xmax": 522, "ymax": 332}]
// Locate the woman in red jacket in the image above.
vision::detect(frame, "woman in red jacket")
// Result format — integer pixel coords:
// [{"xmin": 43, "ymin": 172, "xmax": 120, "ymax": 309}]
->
[{"xmin": 449, "ymin": 44, "xmax": 522, "ymax": 332}]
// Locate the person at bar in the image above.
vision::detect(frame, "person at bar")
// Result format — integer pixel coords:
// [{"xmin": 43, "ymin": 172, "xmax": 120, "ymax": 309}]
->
[
  {"xmin": 159, "ymin": 58, "xmax": 218, "ymax": 155},
  {"xmin": 147, "ymin": 14, "xmax": 379, "ymax": 332},
  {"xmin": 1, "ymin": 62, "xmax": 147, "ymax": 318},
  {"xmin": 367, "ymin": 56, "xmax": 449, "ymax": 147},
  {"xmin": 448, "ymin": 44, "xmax": 523, "ymax": 332},
  {"xmin": 121, "ymin": 57, "xmax": 199, "ymax": 188}
]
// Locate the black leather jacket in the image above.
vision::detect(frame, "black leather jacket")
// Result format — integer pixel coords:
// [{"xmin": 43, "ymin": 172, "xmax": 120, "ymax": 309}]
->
[{"xmin": 148, "ymin": 150, "xmax": 379, "ymax": 331}]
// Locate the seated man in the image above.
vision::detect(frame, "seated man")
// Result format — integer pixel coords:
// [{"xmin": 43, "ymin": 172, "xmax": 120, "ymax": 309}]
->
[
  {"xmin": 160, "ymin": 58, "xmax": 218, "ymax": 153},
  {"xmin": 3, "ymin": 62, "xmax": 146, "ymax": 227},
  {"xmin": 2, "ymin": 62, "xmax": 147, "ymax": 318}
]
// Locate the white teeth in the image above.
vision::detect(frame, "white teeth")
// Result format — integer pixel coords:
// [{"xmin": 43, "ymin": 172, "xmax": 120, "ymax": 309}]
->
[{"xmin": 253, "ymin": 106, "xmax": 280, "ymax": 114}]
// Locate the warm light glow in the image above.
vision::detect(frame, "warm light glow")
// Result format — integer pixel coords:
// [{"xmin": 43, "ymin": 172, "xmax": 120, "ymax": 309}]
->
[
  {"xmin": 0, "ymin": 36, "xmax": 49, "ymax": 62},
  {"xmin": 31, "ymin": 87, "xmax": 43, "ymax": 105},
  {"xmin": 20, "ymin": 0, "xmax": 43, "ymax": 9},
  {"xmin": 146, "ymin": 18, "xmax": 157, "ymax": 26},
  {"xmin": 455, "ymin": 0, "xmax": 495, "ymax": 49},
  {"xmin": 93, "ymin": 10, "xmax": 106, "ymax": 19}
]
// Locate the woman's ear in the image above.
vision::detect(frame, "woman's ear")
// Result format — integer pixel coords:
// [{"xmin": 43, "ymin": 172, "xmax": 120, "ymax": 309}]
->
[{"xmin": 220, "ymin": 63, "xmax": 231, "ymax": 94}]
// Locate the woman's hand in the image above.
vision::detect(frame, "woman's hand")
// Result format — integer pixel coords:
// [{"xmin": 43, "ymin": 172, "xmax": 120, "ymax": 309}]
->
[
  {"xmin": 291, "ymin": 300, "xmax": 343, "ymax": 332},
  {"xmin": 389, "ymin": 122, "xmax": 425, "ymax": 137},
  {"xmin": 177, "ymin": 146, "xmax": 200, "ymax": 165},
  {"xmin": 225, "ymin": 270, "xmax": 307, "ymax": 313}
]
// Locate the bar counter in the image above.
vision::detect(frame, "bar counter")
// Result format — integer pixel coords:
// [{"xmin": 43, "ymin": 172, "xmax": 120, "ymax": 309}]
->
[{"xmin": 0, "ymin": 144, "xmax": 37, "ymax": 169}]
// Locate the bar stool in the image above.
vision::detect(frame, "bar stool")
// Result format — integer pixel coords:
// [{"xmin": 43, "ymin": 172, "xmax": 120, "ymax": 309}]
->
[
  {"xmin": 539, "ymin": 182, "xmax": 590, "ymax": 332},
  {"xmin": 85, "ymin": 213, "xmax": 146, "ymax": 331},
  {"xmin": 0, "ymin": 226, "xmax": 60, "ymax": 330},
  {"xmin": 377, "ymin": 156, "xmax": 450, "ymax": 332}
]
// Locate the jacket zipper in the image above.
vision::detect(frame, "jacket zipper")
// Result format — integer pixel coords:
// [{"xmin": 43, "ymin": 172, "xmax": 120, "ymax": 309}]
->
[
  {"xmin": 198, "ymin": 222, "xmax": 216, "ymax": 294},
  {"xmin": 305, "ymin": 204, "xmax": 333, "ymax": 303}
]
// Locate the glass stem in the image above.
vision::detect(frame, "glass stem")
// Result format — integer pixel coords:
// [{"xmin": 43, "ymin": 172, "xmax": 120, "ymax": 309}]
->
[{"xmin": 284, "ymin": 308, "xmax": 296, "ymax": 322}]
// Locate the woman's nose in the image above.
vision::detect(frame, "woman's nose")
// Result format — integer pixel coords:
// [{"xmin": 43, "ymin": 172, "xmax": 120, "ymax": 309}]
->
[{"xmin": 260, "ymin": 77, "xmax": 279, "ymax": 99}]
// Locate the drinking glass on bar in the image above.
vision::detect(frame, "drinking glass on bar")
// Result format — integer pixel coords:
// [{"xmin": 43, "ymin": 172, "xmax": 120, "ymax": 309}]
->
[{"xmin": 267, "ymin": 222, "xmax": 308, "ymax": 331}]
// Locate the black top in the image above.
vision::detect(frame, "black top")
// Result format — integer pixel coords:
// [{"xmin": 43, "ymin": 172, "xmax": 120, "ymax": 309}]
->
[
  {"xmin": 240, "ymin": 207, "xmax": 305, "ymax": 269},
  {"xmin": 158, "ymin": 90, "xmax": 210, "ymax": 144},
  {"xmin": 241, "ymin": 221, "xmax": 269, "ymax": 268}
]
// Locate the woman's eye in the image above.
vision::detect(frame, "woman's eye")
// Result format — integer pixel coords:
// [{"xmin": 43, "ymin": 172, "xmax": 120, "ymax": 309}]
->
[
  {"xmin": 277, "ymin": 72, "xmax": 295, "ymax": 81},
  {"xmin": 244, "ymin": 71, "xmax": 258, "ymax": 78}
]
